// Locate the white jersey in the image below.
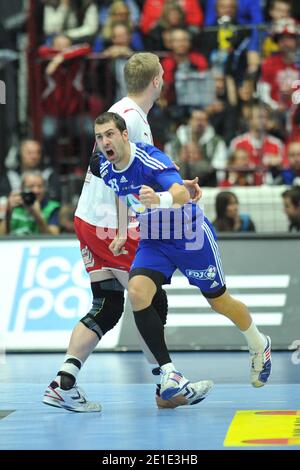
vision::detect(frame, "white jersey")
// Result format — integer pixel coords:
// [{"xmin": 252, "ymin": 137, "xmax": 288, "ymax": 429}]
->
[
  {"xmin": 75, "ymin": 97, "xmax": 153, "ymax": 227},
  {"xmin": 109, "ymin": 97, "xmax": 153, "ymax": 145}
]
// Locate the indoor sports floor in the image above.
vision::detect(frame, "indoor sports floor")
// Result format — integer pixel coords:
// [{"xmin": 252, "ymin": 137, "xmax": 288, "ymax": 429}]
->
[{"xmin": 0, "ymin": 351, "xmax": 299, "ymax": 450}]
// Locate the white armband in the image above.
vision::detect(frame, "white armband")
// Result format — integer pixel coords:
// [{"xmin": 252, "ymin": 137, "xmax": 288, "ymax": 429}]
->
[{"xmin": 157, "ymin": 191, "xmax": 173, "ymax": 208}]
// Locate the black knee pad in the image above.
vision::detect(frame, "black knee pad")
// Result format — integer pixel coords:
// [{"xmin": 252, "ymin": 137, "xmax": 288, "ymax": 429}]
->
[
  {"xmin": 152, "ymin": 288, "xmax": 168, "ymax": 326},
  {"xmin": 81, "ymin": 280, "xmax": 125, "ymax": 339}
]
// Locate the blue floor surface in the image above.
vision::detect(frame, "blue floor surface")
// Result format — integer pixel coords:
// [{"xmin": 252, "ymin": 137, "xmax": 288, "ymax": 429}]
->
[{"xmin": 0, "ymin": 352, "xmax": 299, "ymax": 450}]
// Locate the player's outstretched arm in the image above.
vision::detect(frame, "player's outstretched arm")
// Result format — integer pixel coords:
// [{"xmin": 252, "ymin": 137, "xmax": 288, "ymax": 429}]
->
[{"xmin": 139, "ymin": 183, "xmax": 190, "ymax": 209}]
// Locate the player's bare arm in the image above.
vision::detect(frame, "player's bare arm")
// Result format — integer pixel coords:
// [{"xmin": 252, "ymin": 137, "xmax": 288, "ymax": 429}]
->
[
  {"xmin": 139, "ymin": 183, "xmax": 190, "ymax": 209},
  {"xmin": 109, "ymin": 195, "xmax": 129, "ymax": 256}
]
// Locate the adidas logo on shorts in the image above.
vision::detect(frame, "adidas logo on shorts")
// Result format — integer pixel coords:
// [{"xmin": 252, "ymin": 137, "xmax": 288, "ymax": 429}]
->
[{"xmin": 210, "ymin": 280, "xmax": 219, "ymax": 289}]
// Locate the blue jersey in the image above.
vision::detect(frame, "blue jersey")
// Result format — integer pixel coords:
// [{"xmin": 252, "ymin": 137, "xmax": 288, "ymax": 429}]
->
[{"xmin": 97, "ymin": 142, "xmax": 203, "ymax": 242}]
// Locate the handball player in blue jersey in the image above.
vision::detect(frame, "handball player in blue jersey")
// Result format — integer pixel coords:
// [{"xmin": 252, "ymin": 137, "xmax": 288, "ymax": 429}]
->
[
  {"xmin": 92, "ymin": 112, "xmax": 272, "ymax": 401},
  {"xmin": 43, "ymin": 53, "xmax": 208, "ymax": 412}
]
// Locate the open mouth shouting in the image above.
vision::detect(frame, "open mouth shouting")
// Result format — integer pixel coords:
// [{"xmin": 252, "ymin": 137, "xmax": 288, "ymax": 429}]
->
[{"xmin": 105, "ymin": 148, "xmax": 115, "ymax": 160}]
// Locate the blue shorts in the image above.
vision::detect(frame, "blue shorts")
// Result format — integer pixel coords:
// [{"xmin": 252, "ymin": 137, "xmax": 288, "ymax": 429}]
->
[{"xmin": 130, "ymin": 217, "xmax": 226, "ymax": 298}]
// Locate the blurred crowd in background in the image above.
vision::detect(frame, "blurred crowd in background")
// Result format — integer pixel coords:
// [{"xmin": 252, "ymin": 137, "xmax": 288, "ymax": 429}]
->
[{"xmin": 1, "ymin": 0, "xmax": 300, "ymax": 236}]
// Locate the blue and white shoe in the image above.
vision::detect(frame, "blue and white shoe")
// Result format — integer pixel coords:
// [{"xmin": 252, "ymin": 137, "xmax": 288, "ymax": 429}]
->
[
  {"xmin": 183, "ymin": 380, "xmax": 214, "ymax": 405},
  {"xmin": 156, "ymin": 380, "xmax": 214, "ymax": 408},
  {"xmin": 250, "ymin": 335, "xmax": 272, "ymax": 387},
  {"xmin": 43, "ymin": 381, "xmax": 101, "ymax": 412},
  {"xmin": 160, "ymin": 370, "xmax": 190, "ymax": 400}
]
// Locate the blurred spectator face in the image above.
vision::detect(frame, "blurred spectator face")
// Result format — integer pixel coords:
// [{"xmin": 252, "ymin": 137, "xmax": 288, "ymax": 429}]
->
[
  {"xmin": 179, "ymin": 142, "xmax": 203, "ymax": 162},
  {"xmin": 249, "ymin": 107, "xmax": 268, "ymax": 132},
  {"xmin": 170, "ymin": 29, "xmax": 191, "ymax": 55},
  {"xmin": 21, "ymin": 140, "xmax": 41, "ymax": 169},
  {"xmin": 216, "ymin": 0, "xmax": 237, "ymax": 19},
  {"xmin": 225, "ymin": 194, "xmax": 239, "ymax": 219},
  {"xmin": 52, "ymin": 35, "xmax": 72, "ymax": 51},
  {"xmin": 283, "ymin": 195, "xmax": 300, "ymax": 223},
  {"xmin": 22, "ymin": 174, "xmax": 46, "ymax": 203},
  {"xmin": 214, "ymin": 74, "xmax": 225, "ymax": 96},
  {"xmin": 166, "ymin": 7, "xmax": 184, "ymax": 27},
  {"xmin": 111, "ymin": 2, "xmax": 130, "ymax": 23},
  {"xmin": 278, "ymin": 34, "xmax": 297, "ymax": 54},
  {"xmin": 270, "ymin": 1, "xmax": 291, "ymax": 22},
  {"xmin": 228, "ymin": 149, "xmax": 254, "ymax": 185},
  {"xmin": 238, "ymin": 79, "xmax": 254, "ymax": 102},
  {"xmin": 287, "ymin": 142, "xmax": 300, "ymax": 171},
  {"xmin": 111, "ymin": 24, "xmax": 131, "ymax": 46},
  {"xmin": 230, "ymin": 148, "xmax": 250, "ymax": 168},
  {"xmin": 190, "ymin": 110, "xmax": 208, "ymax": 134}
]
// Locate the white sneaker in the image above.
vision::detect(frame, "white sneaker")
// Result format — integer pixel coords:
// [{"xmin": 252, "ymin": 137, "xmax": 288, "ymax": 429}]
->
[
  {"xmin": 156, "ymin": 380, "xmax": 214, "ymax": 408},
  {"xmin": 250, "ymin": 335, "xmax": 272, "ymax": 387},
  {"xmin": 43, "ymin": 381, "xmax": 102, "ymax": 413},
  {"xmin": 160, "ymin": 370, "xmax": 190, "ymax": 400}
]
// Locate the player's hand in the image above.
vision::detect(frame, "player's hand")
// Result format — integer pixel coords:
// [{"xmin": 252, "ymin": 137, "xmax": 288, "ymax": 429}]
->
[
  {"xmin": 109, "ymin": 236, "xmax": 128, "ymax": 256},
  {"xmin": 183, "ymin": 177, "xmax": 202, "ymax": 203},
  {"xmin": 139, "ymin": 185, "xmax": 160, "ymax": 208}
]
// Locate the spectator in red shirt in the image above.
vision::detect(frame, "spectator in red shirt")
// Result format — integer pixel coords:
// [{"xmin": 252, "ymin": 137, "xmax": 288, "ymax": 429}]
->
[
  {"xmin": 278, "ymin": 139, "xmax": 300, "ymax": 184},
  {"xmin": 230, "ymin": 103, "xmax": 284, "ymax": 183},
  {"xmin": 38, "ymin": 34, "xmax": 94, "ymax": 166},
  {"xmin": 140, "ymin": 0, "xmax": 203, "ymax": 35},
  {"xmin": 145, "ymin": 1, "xmax": 186, "ymax": 51},
  {"xmin": 220, "ymin": 147, "xmax": 256, "ymax": 186},
  {"xmin": 259, "ymin": 18, "xmax": 300, "ymax": 112},
  {"xmin": 161, "ymin": 28, "xmax": 208, "ymax": 120}
]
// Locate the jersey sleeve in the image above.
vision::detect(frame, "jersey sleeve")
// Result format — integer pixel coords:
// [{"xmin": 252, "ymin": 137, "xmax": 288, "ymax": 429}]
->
[
  {"xmin": 139, "ymin": 144, "xmax": 184, "ymax": 190},
  {"xmin": 154, "ymin": 168, "xmax": 183, "ymax": 190}
]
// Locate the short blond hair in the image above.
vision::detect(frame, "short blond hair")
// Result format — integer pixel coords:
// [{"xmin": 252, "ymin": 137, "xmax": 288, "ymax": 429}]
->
[{"xmin": 124, "ymin": 53, "xmax": 160, "ymax": 94}]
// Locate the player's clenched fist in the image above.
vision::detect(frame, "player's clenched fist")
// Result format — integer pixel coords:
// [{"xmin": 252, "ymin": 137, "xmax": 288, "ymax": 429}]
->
[
  {"xmin": 109, "ymin": 236, "xmax": 128, "ymax": 256},
  {"xmin": 139, "ymin": 185, "xmax": 160, "ymax": 208}
]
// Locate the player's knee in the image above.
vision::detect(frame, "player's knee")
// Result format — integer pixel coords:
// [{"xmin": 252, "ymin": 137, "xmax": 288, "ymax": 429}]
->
[
  {"xmin": 207, "ymin": 290, "xmax": 226, "ymax": 312},
  {"xmin": 80, "ymin": 288, "xmax": 124, "ymax": 339},
  {"xmin": 128, "ymin": 282, "xmax": 149, "ymax": 310},
  {"xmin": 128, "ymin": 284, "xmax": 144, "ymax": 306},
  {"xmin": 208, "ymin": 291, "xmax": 236, "ymax": 314}
]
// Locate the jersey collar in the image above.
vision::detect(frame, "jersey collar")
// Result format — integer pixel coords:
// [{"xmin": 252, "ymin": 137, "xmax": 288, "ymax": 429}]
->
[{"xmin": 112, "ymin": 142, "xmax": 136, "ymax": 173}]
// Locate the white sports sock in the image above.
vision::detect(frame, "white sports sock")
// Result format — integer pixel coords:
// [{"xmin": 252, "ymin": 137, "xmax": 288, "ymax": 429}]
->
[
  {"xmin": 242, "ymin": 322, "xmax": 267, "ymax": 352},
  {"xmin": 160, "ymin": 362, "xmax": 176, "ymax": 374},
  {"xmin": 55, "ymin": 354, "xmax": 82, "ymax": 387}
]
